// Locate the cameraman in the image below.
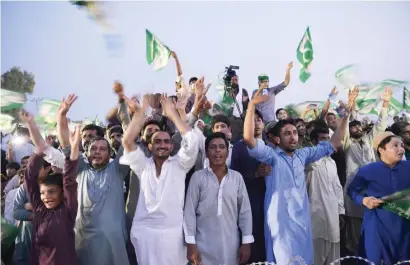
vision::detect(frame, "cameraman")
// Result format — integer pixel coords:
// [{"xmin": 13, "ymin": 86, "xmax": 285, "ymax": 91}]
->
[{"xmin": 229, "ymin": 74, "xmax": 244, "ymax": 143}]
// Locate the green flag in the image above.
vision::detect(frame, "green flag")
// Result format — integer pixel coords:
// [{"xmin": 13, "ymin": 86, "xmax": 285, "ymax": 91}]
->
[
  {"xmin": 381, "ymin": 189, "xmax": 410, "ymax": 221},
  {"xmin": 1, "ymin": 89, "xmax": 26, "ymax": 112},
  {"xmin": 296, "ymin": 27, "xmax": 313, "ymax": 83},
  {"xmin": 0, "ymin": 113, "xmax": 15, "ymax": 133},
  {"xmin": 403, "ymin": 87, "xmax": 410, "ymax": 111},
  {"xmin": 335, "ymin": 64, "xmax": 359, "ymax": 90},
  {"xmin": 38, "ymin": 99, "xmax": 61, "ymax": 124},
  {"xmin": 146, "ymin": 29, "xmax": 171, "ymax": 71}
]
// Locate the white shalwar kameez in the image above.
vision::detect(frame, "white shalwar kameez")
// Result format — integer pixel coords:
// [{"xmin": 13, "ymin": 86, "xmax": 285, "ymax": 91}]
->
[
  {"xmin": 183, "ymin": 168, "xmax": 254, "ymax": 265},
  {"xmin": 120, "ymin": 130, "xmax": 199, "ymax": 265},
  {"xmin": 306, "ymin": 156, "xmax": 345, "ymax": 265}
]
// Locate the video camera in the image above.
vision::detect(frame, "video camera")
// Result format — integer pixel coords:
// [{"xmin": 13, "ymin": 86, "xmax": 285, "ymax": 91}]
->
[{"xmin": 223, "ymin": 65, "xmax": 240, "ymax": 94}]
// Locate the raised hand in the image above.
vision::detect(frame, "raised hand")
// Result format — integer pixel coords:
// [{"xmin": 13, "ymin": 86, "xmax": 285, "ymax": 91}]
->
[
  {"xmin": 113, "ymin": 81, "xmax": 124, "ymax": 99},
  {"xmin": 347, "ymin": 87, "xmax": 359, "ymax": 111},
  {"xmin": 194, "ymin": 76, "xmax": 209, "ymax": 99},
  {"xmin": 58, "ymin": 94, "xmax": 78, "ymax": 116},
  {"xmin": 19, "ymin": 109, "xmax": 34, "ymax": 123},
  {"xmin": 69, "ymin": 124, "xmax": 82, "ymax": 149},
  {"xmin": 330, "ymin": 86, "xmax": 338, "ymax": 96},
  {"xmin": 124, "ymin": 96, "xmax": 143, "ymax": 117},
  {"xmin": 160, "ymin": 94, "xmax": 176, "ymax": 117},
  {"xmin": 170, "ymin": 51, "xmax": 177, "ymax": 59},
  {"xmin": 251, "ymin": 93, "xmax": 269, "ymax": 105},
  {"xmin": 287, "ymin": 61, "xmax": 294, "ymax": 70},
  {"xmin": 381, "ymin": 86, "xmax": 393, "ymax": 103}
]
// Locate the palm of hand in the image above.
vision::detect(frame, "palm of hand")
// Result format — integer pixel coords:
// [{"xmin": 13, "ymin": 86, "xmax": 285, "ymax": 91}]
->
[{"xmin": 381, "ymin": 88, "xmax": 392, "ymax": 102}]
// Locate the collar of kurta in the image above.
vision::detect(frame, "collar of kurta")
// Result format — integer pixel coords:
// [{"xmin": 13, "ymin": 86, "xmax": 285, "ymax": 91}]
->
[{"xmin": 207, "ymin": 165, "xmax": 229, "ymax": 175}]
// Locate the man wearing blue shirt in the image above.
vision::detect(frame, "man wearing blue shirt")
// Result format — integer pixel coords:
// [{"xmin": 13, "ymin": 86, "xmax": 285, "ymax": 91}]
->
[{"xmin": 243, "ymin": 92, "xmax": 349, "ymax": 265}]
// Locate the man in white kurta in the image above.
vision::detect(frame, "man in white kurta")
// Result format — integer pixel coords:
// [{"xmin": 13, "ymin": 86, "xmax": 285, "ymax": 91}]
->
[
  {"xmin": 120, "ymin": 130, "xmax": 199, "ymax": 265},
  {"xmin": 184, "ymin": 167, "xmax": 254, "ymax": 265}
]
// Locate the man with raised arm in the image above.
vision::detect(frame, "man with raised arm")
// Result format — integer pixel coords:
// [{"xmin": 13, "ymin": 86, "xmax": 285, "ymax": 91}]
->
[
  {"xmin": 56, "ymin": 94, "xmax": 131, "ymax": 265},
  {"xmin": 120, "ymin": 91, "xmax": 199, "ymax": 265},
  {"xmin": 243, "ymin": 91, "xmax": 349, "ymax": 265}
]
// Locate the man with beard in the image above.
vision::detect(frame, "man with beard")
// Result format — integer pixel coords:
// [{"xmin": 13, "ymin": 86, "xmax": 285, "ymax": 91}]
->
[
  {"xmin": 295, "ymin": 118, "xmax": 312, "ymax": 149},
  {"xmin": 120, "ymin": 92, "xmax": 199, "ymax": 265},
  {"xmin": 243, "ymin": 91, "xmax": 348, "ymax": 265},
  {"xmin": 184, "ymin": 132, "xmax": 253, "ymax": 265},
  {"xmin": 55, "ymin": 94, "xmax": 131, "ymax": 265},
  {"xmin": 341, "ymin": 87, "xmax": 392, "ymax": 254},
  {"xmin": 230, "ymin": 109, "xmax": 271, "ymax": 263},
  {"xmin": 107, "ymin": 125, "xmax": 123, "ymax": 157},
  {"xmin": 391, "ymin": 121, "xmax": 410, "ymax": 160}
]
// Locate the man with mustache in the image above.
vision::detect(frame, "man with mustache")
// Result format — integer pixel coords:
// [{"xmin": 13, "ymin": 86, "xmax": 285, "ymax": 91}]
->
[
  {"xmin": 341, "ymin": 87, "xmax": 392, "ymax": 254},
  {"xmin": 243, "ymin": 91, "xmax": 348, "ymax": 265},
  {"xmin": 120, "ymin": 91, "xmax": 199, "ymax": 265}
]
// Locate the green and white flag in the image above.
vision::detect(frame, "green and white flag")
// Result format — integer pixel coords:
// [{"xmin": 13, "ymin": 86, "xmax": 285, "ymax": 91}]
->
[
  {"xmin": 38, "ymin": 99, "xmax": 61, "ymax": 124},
  {"xmin": 381, "ymin": 189, "xmax": 410, "ymax": 221},
  {"xmin": 403, "ymin": 87, "xmax": 410, "ymax": 111},
  {"xmin": 1, "ymin": 89, "xmax": 26, "ymax": 112},
  {"xmin": 146, "ymin": 29, "xmax": 171, "ymax": 71},
  {"xmin": 335, "ymin": 64, "xmax": 359, "ymax": 90},
  {"xmin": 296, "ymin": 27, "xmax": 313, "ymax": 83},
  {"xmin": 0, "ymin": 113, "xmax": 15, "ymax": 133}
]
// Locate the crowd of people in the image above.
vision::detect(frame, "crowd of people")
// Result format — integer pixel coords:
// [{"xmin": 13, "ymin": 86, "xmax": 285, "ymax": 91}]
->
[{"xmin": 1, "ymin": 53, "xmax": 410, "ymax": 265}]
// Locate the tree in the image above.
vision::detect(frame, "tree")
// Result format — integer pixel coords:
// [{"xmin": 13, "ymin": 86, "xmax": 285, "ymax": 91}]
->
[
  {"xmin": 284, "ymin": 104, "xmax": 300, "ymax": 119},
  {"xmin": 1, "ymin": 67, "xmax": 35, "ymax": 94}
]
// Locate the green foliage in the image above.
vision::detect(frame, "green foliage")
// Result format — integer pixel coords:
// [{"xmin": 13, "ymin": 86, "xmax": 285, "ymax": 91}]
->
[
  {"xmin": 1, "ymin": 67, "xmax": 35, "ymax": 94},
  {"xmin": 284, "ymin": 104, "xmax": 300, "ymax": 119}
]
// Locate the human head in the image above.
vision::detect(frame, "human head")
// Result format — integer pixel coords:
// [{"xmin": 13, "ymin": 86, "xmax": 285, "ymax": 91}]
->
[
  {"xmin": 16, "ymin": 127, "xmax": 30, "ymax": 142},
  {"xmin": 326, "ymin": 113, "xmax": 338, "ymax": 131},
  {"xmin": 142, "ymin": 119, "xmax": 161, "ymax": 144},
  {"xmin": 189, "ymin": 77, "xmax": 198, "ymax": 92},
  {"xmin": 38, "ymin": 158, "xmax": 52, "ymax": 180},
  {"xmin": 254, "ymin": 109, "xmax": 264, "ymax": 138},
  {"xmin": 39, "ymin": 173, "xmax": 63, "ymax": 209},
  {"xmin": 258, "ymin": 74, "xmax": 269, "ymax": 89},
  {"xmin": 310, "ymin": 127, "xmax": 330, "ymax": 146},
  {"xmin": 242, "ymin": 89, "xmax": 249, "ymax": 103},
  {"xmin": 393, "ymin": 116, "xmax": 400, "ymax": 123},
  {"xmin": 232, "ymin": 74, "xmax": 239, "ymax": 85},
  {"xmin": 271, "ymin": 119, "xmax": 298, "ymax": 153},
  {"xmin": 276, "ymin": 108, "xmax": 288, "ymax": 120},
  {"xmin": 20, "ymin": 156, "xmax": 30, "ymax": 168},
  {"xmin": 349, "ymin": 120, "xmax": 363, "ymax": 139},
  {"xmin": 205, "ymin": 132, "xmax": 229, "ymax": 167},
  {"xmin": 107, "ymin": 125, "xmax": 123, "ymax": 150},
  {"xmin": 294, "ymin": 118, "xmax": 306, "ymax": 137},
  {"xmin": 149, "ymin": 131, "xmax": 173, "ymax": 160},
  {"xmin": 87, "ymin": 137, "xmax": 112, "ymax": 169},
  {"xmin": 82, "ymin": 124, "xmax": 104, "ymax": 151},
  {"xmin": 6, "ymin": 162, "xmax": 20, "ymax": 178},
  {"xmin": 265, "ymin": 121, "xmax": 277, "ymax": 145},
  {"xmin": 211, "ymin": 115, "xmax": 232, "ymax": 142},
  {"xmin": 390, "ymin": 121, "xmax": 410, "ymax": 146},
  {"xmin": 374, "ymin": 132, "xmax": 404, "ymax": 164}
]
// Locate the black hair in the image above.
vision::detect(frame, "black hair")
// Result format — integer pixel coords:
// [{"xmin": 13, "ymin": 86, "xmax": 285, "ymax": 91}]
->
[
  {"xmin": 107, "ymin": 125, "xmax": 123, "ymax": 137},
  {"xmin": 255, "ymin": 109, "xmax": 264, "ymax": 121},
  {"xmin": 349, "ymin": 120, "xmax": 361, "ymax": 128},
  {"xmin": 310, "ymin": 119, "xmax": 329, "ymax": 130},
  {"xmin": 6, "ymin": 162, "xmax": 20, "ymax": 170},
  {"xmin": 88, "ymin": 137, "xmax": 113, "ymax": 154},
  {"xmin": 242, "ymin": 89, "xmax": 249, "ymax": 97},
  {"xmin": 376, "ymin": 135, "xmax": 399, "ymax": 158},
  {"xmin": 271, "ymin": 119, "xmax": 295, "ymax": 137},
  {"xmin": 310, "ymin": 127, "xmax": 330, "ymax": 143},
  {"xmin": 390, "ymin": 121, "xmax": 409, "ymax": 136},
  {"xmin": 39, "ymin": 172, "xmax": 63, "ymax": 189},
  {"xmin": 17, "ymin": 126, "xmax": 30, "ymax": 137},
  {"xmin": 21, "ymin": 156, "xmax": 30, "ymax": 162},
  {"xmin": 294, "ymin": 118, "xmax": 305, "ymax": 125},
  {"xmin": 189, "ymin": 77, "xmax": 198, "ymax": 85},
  {"xmin": 82, "ymin": 124, "xmax": 105, "ymax": 137},
  {"xmin": 43, "ymin": 159, "xmax": 51, "ymax": 169},
  {"xmin": 142, "ymin": 119, "xmax": 162, "ymax": 133},
  {"xmin": 205, "ymin": 132, "xmax": 229, "ymax": 152},
  {"xmin": 275, "ymin": 108, "xmax": 286, "ymax": 118},
  {"xmin": 211, "ymin": 115, "xmax": 230, "ymax": 129}
]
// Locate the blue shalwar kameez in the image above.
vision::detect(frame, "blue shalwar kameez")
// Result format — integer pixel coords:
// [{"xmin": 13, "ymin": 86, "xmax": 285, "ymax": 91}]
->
[{"xmin": 347, "ymin": 160, "xmax": 410, "ymax": 265}]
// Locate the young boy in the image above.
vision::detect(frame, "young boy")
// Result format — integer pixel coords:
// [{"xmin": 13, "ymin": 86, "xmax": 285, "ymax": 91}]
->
[{"xmin": 24, "ymin": 126, "xmax": 81, "ymax": 265}]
